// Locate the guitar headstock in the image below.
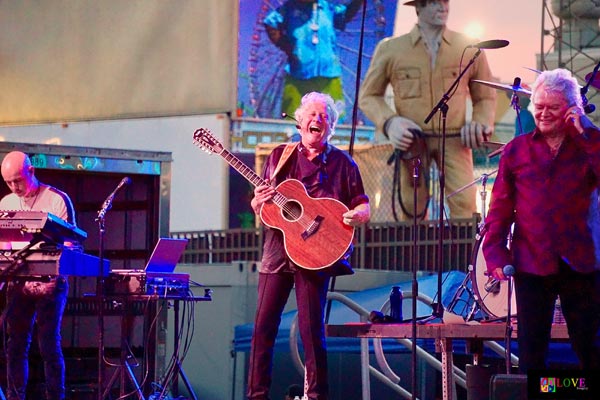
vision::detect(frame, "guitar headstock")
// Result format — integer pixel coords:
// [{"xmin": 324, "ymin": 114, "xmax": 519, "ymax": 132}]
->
[{"xmin": 193, "ymin": 128, "xmax": 224, "ymax": 155}]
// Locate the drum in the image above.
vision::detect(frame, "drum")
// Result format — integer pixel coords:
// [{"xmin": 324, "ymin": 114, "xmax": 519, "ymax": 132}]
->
[{"xmin": 470, "ymin": 232, "xmax": 517, "ymax": 319}]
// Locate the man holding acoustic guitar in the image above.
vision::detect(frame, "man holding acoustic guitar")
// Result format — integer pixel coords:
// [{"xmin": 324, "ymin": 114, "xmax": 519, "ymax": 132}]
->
[{"xmin": 246, "ymin": 92, "xmax": 370, "ymax": 400}]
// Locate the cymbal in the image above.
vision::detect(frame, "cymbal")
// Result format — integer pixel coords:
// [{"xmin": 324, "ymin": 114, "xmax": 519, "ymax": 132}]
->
[
  {"xmin": 585, "ymin": 71, "xmax": 600, "ymax": 91},
  {"xmin": 471, "ymin": 79, "xmax": 532, "ymax": 97}
]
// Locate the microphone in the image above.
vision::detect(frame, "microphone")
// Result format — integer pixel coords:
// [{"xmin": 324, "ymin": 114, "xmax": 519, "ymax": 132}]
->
[
  {"xmin": 96, "ymin": 177, "xmax": 131, "ymax": 220},
  {"xmin": 484, "ymin": 277, "xmax": 501, "ymax": 294},
  {"xmin": 503, "ymin": 264, "xmax": 515, "ymax": 277},
  {"xmin": 484, "ymin": 265, "xmax": 515, "ymax": 293},
  {"xmin": 581, "ymin": 87, "xmax": 596, "ymax": 114},
  {"xmin": 281, "ymin": 112, "xmax": 301, "ymax": 129},
  {"xmin": 468, "ymin": 39, "xmax": 510, "ymax": 49},
  {"xmin": 582, "ymin": 64, "xmax": 600, "ymax": 114},
  {"xmin": 115, "ymin": 176, "xmax": 132, "ymax": 192},
  {"xmin": 512, "ymin": 77, "xmax": 521, "ymax": 89}
]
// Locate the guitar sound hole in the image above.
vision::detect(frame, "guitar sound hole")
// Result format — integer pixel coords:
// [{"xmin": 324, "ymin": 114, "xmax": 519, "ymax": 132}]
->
[{"xmin": 281, "ymin": 200, "xmax": 302, "ymax": 222}]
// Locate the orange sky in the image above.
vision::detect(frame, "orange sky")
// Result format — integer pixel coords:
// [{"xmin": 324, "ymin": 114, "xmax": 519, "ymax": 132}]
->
[{"xmin": 394, "ymin": 1, "xmax": 544, "ymax": 85}]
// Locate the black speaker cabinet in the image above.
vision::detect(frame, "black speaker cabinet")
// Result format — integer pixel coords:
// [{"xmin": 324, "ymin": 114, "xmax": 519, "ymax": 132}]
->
[{"xmin": 490, "ymin": 374, "xmax": 527, "ymax": 400}]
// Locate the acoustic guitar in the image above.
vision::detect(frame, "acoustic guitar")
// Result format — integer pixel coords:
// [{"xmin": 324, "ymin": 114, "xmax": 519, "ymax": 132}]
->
[{"xmin": 193, "ymin": 128, "xmax": 354, "ymax": 270}]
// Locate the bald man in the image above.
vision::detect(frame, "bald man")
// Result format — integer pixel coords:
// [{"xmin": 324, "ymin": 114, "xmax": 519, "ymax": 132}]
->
[{"xmin": 1, "ymin": 151, "xmax": 77, "ymax": 400}]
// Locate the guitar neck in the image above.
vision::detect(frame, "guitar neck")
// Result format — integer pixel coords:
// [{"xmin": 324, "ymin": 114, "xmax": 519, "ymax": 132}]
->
[
  {"xmin": 218, "ymin": 148, "xmax": 287, "ymax": 206},
  {"xmin": 218, "ymin": 148, "xmax": 267, "ymax": 188}
]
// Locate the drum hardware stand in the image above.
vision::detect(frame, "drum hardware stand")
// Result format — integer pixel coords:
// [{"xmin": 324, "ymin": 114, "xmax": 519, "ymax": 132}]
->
[
  {"xmin": 445, "ymin": 267, "xmax": 480, "ymax": 321},
  {"xmin": 472, "ymin": 76, "xmax": 531, "ymax": 138},
  {"xmin": 445, "ymin": 170, "xmax": 499, "ymax": 322},
  {"xmin": 424, "ymin": 46, "xmax": 485, "ymax": 320},
  {"xmin": 447, "ymin": 169, "xmax": 498, "ymax": 225}
]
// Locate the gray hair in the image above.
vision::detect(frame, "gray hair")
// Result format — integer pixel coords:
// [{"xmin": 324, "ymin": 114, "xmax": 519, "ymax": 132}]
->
[
  {"xmin": 531, "ymin": 68, "xmax": 582, "ymax": 109},
  {"xmin": 294, "ymin": 92, "xmax": 339, "ymax": 138}
]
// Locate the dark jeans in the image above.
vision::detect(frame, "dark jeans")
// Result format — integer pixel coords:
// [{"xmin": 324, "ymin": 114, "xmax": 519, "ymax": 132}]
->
[
  {"xmin": 5, "ymin": 277, "xmax": 68, "ymax": 400},
  {"xmin": 247, "ymin": 270, "xmax": 330, "ymax": 400},
  {"xmin": 514, "ymin": 262, "xmax": 600, "ymax": 373}
]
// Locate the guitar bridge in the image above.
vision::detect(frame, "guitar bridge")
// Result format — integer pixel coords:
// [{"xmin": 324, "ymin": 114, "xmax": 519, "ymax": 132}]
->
[{"xmin": 301, "ymin": 215, "xmax": 324, "ymax": 241}]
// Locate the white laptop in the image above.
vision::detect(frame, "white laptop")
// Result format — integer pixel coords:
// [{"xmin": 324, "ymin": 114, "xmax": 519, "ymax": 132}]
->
[{"xmin": 110, "ymin": 237, "xmax": 188, "ymax": 275}]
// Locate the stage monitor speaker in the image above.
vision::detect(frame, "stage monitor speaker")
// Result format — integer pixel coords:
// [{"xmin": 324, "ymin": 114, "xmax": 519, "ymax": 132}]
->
[
  {"xmin": 466, "ymin": 364, "xmax": 492, "ymax": 400},
  {"xmin": 490, "ymin": 374, "xmax": 527, "ymax": 400}
]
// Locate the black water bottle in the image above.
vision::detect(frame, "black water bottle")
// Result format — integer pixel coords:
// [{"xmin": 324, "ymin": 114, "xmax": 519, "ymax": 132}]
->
[{"xmin": 390, "ymin": 286, "xmax": 403, "ymax": 322}]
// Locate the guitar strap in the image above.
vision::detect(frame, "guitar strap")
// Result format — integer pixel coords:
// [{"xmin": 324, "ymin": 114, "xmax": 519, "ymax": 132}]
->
[{"xmin": 270, "ymin": 142, "xmax": 299, "ymax": 181}]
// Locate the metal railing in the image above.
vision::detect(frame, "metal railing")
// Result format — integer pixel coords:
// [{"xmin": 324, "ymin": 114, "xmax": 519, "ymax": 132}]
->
[{"xmin": 171, "ymin": 216, "xmax": 479, "ymax": 273}]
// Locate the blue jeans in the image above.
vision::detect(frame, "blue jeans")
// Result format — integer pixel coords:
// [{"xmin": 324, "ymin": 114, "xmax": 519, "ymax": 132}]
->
[{"xmin": 5, "ymin": 276, "xmax": 68, "ymax": 400}]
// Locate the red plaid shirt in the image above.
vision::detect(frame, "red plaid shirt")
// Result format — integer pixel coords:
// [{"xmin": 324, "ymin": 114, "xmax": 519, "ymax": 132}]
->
[{"xmin": 483, "ymin": 119, "xmax": 600, "ymax": 275}]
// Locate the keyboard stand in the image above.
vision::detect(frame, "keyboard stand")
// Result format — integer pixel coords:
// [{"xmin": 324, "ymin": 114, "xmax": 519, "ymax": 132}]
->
[
  {"xmin": 101, "ymin": 295, "xmax": 146, "ymax": 400},
  {"xmin": 157, "ymin": 292, "xmax": 211, "ymax": 400},
  {"xmin": 0, "ymin": 238, "xmax": 40, "ymax": 279},
  {"xmin": 171, "ymin": 298, "xmax": 198, "ymax": 400}
]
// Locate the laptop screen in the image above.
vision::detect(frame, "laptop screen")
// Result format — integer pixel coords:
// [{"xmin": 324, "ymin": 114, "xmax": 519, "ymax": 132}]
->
[{"xmin": 144, "ymin": 237, "xmax": 188, "ymax": 273}]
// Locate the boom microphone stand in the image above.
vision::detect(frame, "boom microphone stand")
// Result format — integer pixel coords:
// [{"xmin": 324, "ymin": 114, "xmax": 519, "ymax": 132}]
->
[
  {"xmin": 95, "ymin": 177, "xmax": 131, "ymax": 400},
  {"xmin": 324, "ymin": 0, "xmax": 367, "ymax": 324},
  {"xmin": 410, "ymin": 157, "xmax": 421, "ymax": 400},
  {"xmin": 423, "ymin": 44, "xmax": 495, "ymax": 319},
  {"xmin": 96, "ymin": 208, "xmax": 107, "ymax": 400},
  {"xmin": 503, "ymin": 265, "xmax": 515, "ymax": 374}
]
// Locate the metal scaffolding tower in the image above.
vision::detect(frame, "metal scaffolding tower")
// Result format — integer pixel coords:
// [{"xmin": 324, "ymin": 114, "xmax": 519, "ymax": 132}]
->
[{"xmin": 540, "ymin": 0, "xmax": 600, "ymax": 123}]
